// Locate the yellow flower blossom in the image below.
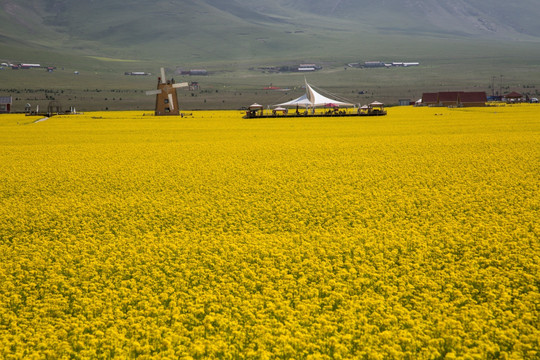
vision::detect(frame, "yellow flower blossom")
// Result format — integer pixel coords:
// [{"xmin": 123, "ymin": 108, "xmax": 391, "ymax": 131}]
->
[{"xmin": 0, "ymin": 105, "xmax": 538, "ymax": 358}]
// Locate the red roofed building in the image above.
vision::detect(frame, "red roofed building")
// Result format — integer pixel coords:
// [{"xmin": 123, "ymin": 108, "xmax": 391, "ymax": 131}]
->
[
  {"xmin": 460, "ymin": 92, "xmax": 487, "ymax": 107},
  {"xmin": 421, "ymin": 91, "xmax": 487, "ymax": 107},
  {"xmin": 421, "ymin": 93, "xmax": 439, "ymax": 106},
  {"xmin": 438, "ymin": 92, "xmax": 461, "ymax": 107}
]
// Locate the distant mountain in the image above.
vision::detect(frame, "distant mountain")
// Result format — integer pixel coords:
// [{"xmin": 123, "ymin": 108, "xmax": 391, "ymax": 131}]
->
[
  {"xmin": 241, "ymin": 0, "xmax": 540, "ymax": 38},
  {"xmin": 1, "ymin": 0, "xmax": 539, "ymax": 64}
]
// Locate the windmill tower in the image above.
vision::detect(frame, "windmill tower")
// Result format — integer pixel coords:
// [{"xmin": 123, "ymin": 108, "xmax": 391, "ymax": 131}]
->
[{"xmin": 146, "ymin": 68, "xmax": 188, "ymax": 115}]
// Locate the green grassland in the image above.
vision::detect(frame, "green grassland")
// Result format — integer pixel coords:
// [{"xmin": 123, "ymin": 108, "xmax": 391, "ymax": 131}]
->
[
  {"xmin": 1, "ymin": 0, "xmax": 540, "ymax": 111},
  {"xmin": 2, "ymin": 38, "xmax": 539, "ymax": 112}
]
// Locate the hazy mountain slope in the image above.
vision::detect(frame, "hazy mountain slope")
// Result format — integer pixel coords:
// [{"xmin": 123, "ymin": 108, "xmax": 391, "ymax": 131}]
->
[
  {"xmin": 246, "ymin": 0, "xmax": 540, "ymax": 38},
  {"xmin": 0, "ymin": 0, "xmax": 355, "ymax": 62},
  {"xmin": 0, "ymin": 0, "xmax": 67, "ymax": 47},
  {"xmin": 1, "ymin": 0, "xmax": 539, "ymax": 64}
]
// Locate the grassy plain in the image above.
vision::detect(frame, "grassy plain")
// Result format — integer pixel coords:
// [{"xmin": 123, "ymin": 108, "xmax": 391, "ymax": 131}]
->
[
  {"xmin": 0, "ymin": 105, "xmax": 539, "ymax": 358},
  {"xmin": 2, "ymin": 35, "xmax": 540, "ymax": 112}
]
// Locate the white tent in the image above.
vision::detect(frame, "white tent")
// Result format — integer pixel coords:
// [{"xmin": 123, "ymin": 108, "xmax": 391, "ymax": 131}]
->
[
  {"xmin": 249, "ymin": 103, "xmax": 263, "ymax": 110},
  {"xmin": 275, "ymin": 94, "xmax": 312, "ymax": 107},
  {"xmin": 276, "ymin": 80, "xmax": 354, "ymax": 108}
]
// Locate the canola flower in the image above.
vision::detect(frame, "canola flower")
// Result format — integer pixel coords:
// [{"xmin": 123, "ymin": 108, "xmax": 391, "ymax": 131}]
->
[{"xmin": 0, "ymin": 106, "xmax": 539, "ymax": 359}]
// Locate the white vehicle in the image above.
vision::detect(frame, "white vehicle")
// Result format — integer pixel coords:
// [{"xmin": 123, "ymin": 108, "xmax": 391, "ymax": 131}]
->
[{"xmin": 531, "ymin": 98, "xmax": 539, "ymax": 103}]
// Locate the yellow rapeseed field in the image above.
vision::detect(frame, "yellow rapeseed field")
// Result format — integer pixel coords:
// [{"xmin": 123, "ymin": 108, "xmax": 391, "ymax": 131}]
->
[{"xmin": 0, "ymin": 105, "xmax": 539, "ymax": 359}]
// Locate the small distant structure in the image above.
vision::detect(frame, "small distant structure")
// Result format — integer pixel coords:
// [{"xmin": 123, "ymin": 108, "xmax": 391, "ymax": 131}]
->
[
  {"xmin": 257, "ymin": 66, "xmax": 280, "ymax": 73},
  {"xmin": 357, "ymin": 102, "xmax": 386, "ymax": 116},
  {"xmin": 189, "ymin": 69, "xmax": 208, "ymax": 76},
  {"xmin": 0, "ymin": 96, "xmax": 12, "ymax": 113},
  {"xmin": 47, "ymin": 100, "xmax": 63, "ymax": 116},
  {"xmin": 125, "ymin": 71, "xmax": 151, "ymax": 76},
  {"xmin": 364, "ymin": 61, "xmax": 386, "ymax": 68},
  {"xmin": 252, "ymin": 64, "xmax": 322, "ymax": 73},
  {"xmin": 362, "ymin": 61, "xmax": 419, "ymax": 68},
  {"xmin": 460, "ymin": 92, "xmax": 489, "ymax": 107},
  {"xmin": 487, "ymin": 95, "xmax": 503, "ymax": 102},
  {"xmin": 188, "ymin": 82, "xmax": 200, "ymax": 91},
  {"xmin": 180, "ymin": 69, "xmax": 208, "ymax": 76},
  {"xmin": 438, "ymin": 92, "xmax": 462, "ymax": 107},
  {"xmin": 366, "ymin": 101, "xmax": 386, "ymax": 115},
  {"xmin": 503, "ymin": 91, "xmax": 524, "ymax": 103},
  {"xmin": 245, "ymin": 103, "xmax": 264, "ymax": 118},
  {"xmin": 398, "ymin": 99, "xmax": 412, "ymax": 106},
  {"xmin": 19, "ymin": 63, "xmax": 41, "ymax": 69},
  {"xmin": 272, "ymin": 107, "xmax": 288, "ymax": 116},
  {"xmin": 421, "ymin": 91, "xmax": 487, "ymax": 107},
  {"xmin": 421, "ymin": 93, "xmax": 439, "ymax": 106},
  {"xmin": 298, "ymin": 64, "xmax": 319, "ymax": 72},
  {"xmin": 145, "ymin": 68, "xmax": 189, "ymax": 116}
]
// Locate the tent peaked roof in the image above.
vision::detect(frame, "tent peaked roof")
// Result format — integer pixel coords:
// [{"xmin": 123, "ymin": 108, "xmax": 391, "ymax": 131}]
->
[
  {"xmin": 276, "ymin": 80, "xmax": 354, "ymax": 107},
  {"xmin": 504, "ymin": 91, "xmax": 523, "ymax": 98},
  {"xmin": 275, "ymin": 94, "xmax": 312, "ymax": 107}
]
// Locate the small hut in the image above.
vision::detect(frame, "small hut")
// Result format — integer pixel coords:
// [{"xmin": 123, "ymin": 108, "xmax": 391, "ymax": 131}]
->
[
  {"xmin": 244, "ymin": 103, "xmax": 264, "ymax": 118},
  {"xmin": 0, "ymin": 96, "xmax": 12, "ymax": 113},
  {"xmin": 272, "ymin": 107, "xmax": 288, "ymax": 116},
  {"xmin": 369, "ymin": 101, "xmax": 386, "ymax": 115},
  {"xmin": 358, "ymin": 105, "xmax": 370, "ymax": 114},
  {"xmin": 504, "ymin": 91, "xmax": 524, "ymax": 103}
]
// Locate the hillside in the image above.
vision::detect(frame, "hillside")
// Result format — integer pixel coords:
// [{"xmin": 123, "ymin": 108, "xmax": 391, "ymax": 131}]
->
[
  {"xmin": 1, "ymin": 0, "xmax": 540, "ymax": 65},
  {"xmin": 250, "ymin": 0, "xmax": 540, "ymax": 38},
  {"xmin": 1, "ymin": 0, "xmax": 540, "ymax": 112}
]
